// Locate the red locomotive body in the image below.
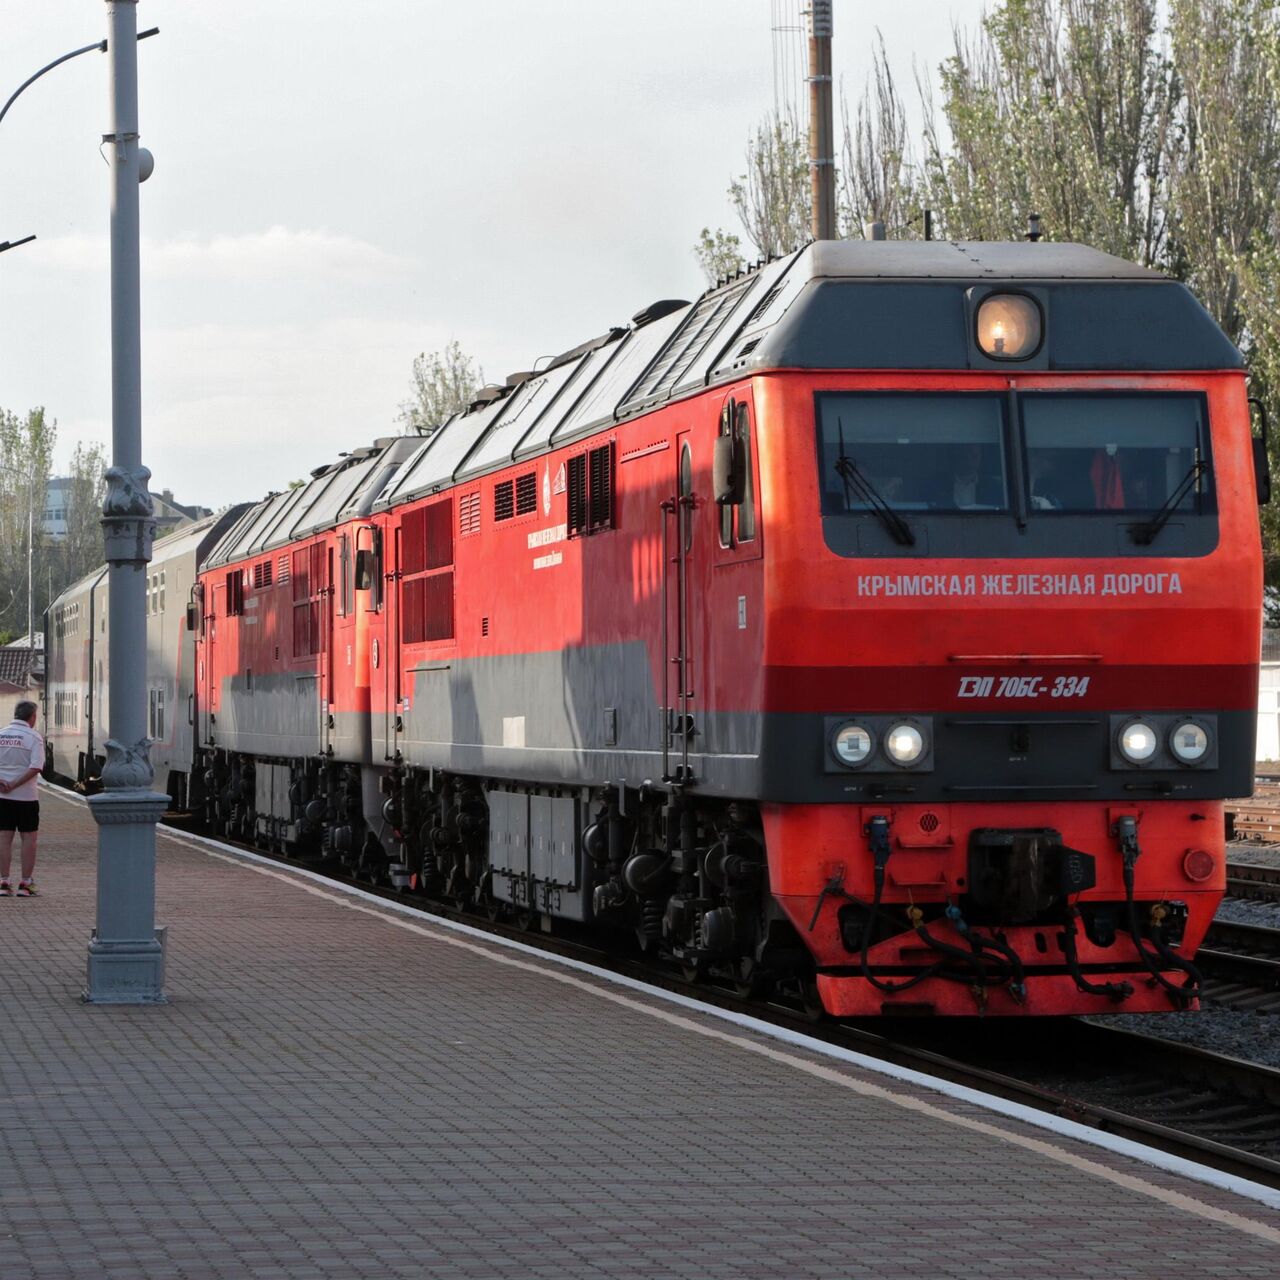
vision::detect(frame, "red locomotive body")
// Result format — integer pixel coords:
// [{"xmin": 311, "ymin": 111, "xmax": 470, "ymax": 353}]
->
[{"xmin": 192, "ymin": 240, "xmax": 1264, "ymax": 1016}]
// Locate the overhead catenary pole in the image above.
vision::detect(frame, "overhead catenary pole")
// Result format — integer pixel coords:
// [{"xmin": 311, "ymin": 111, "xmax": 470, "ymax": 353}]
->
[
  {"xmin": 85, "ymin": 0, "xmax": 166, "ymax": 1004},
  {"xmin": 807, "ymin": 0, "xmax": 835, "ymax": 241}
]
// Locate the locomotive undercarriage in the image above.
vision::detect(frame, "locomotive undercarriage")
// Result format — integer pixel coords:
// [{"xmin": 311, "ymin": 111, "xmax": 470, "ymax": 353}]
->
[{"xmin": 190, "ymin": 749, "xmax": 810, "ymax": 997}]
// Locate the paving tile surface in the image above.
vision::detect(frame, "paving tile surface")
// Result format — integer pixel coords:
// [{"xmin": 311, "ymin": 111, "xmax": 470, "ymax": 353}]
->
[{"xmin": 0, "ymin": 787, "xmax": 1277, "ymax": 1278}]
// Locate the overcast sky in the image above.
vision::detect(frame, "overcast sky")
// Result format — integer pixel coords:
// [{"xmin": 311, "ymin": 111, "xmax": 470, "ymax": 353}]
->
[{"xmin": 0, "ymin": 1, "xmax": 987, "ymax": 508}]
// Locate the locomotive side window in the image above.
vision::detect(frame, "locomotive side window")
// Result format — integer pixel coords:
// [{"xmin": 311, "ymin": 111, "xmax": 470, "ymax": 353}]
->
[
  {"xmin": 679, "ymin": 442, "xmax": 694, "ymax": 553},
  {"xmin": 735, "ymin": 402, "xmax": 756, "ymax": 542},
  {"xmin": 338, "ymin": 534, "xmax": 352, "ymax": 617},
  {"xmin": 1022, "ymin": 394, "xmax": 1209, "ymax": 514},
  {"xmin": 717, "ymin": 402, "xmax": 757, "ymax": 548},
  {"xmin": 817, "ymin": 393, "xmax": 1008, "ymax": 514}
]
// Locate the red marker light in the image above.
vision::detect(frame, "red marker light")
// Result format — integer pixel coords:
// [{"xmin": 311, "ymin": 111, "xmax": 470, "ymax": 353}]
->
[{"xmin": 1182, "ymin": 848, "xmax": 1216, "ymax": 882}]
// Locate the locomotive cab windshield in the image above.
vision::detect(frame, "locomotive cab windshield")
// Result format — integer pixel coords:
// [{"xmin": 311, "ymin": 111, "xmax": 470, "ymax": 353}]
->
[{"xmin": 816, "ymin": 389, "xmax": 1215, "ymax": 558}]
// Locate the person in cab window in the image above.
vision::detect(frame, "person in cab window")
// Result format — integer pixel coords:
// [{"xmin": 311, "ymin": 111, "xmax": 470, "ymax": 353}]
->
[
  {"xmin": 952, "ymin": 443, "xmax": 1001, "ymax": 508},
  {"xmin": 1090, "ymin": 445, "xmax": 1125, "ymax": 509},
  {"xmin": 1029, "ymin": 453, "xmax": 1062, "ymax": 510}
]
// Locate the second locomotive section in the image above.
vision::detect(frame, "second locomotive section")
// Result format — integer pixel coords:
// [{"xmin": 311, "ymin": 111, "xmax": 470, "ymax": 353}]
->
[{"xmin": 192, "ymin": 239, "xmax": 1263, "ymax": 1016}]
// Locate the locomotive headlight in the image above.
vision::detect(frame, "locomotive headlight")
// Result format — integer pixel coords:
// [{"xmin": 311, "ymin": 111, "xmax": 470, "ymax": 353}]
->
[
  {"xmin": 1118, "ymin": 719, "xmax": 1159, "ymax": 765},
  {"xmin": 976, "ymin": 293, "xmax": 1042, "ymax": 360},
  {"xmin": 1170, "ymin": 720, "xmax": 1211, "ymax": 765},
  {"xmin": 832, "ymin": 722, "xmax": 874, "ymax": 768},
  {"xmin": 885, "ymin": 721, "xmax": 926, "ymax": 766}
]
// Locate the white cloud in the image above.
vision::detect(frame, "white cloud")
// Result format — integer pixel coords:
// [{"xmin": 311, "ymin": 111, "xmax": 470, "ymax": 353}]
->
[{"xmin": 33, "ymin": 226, "xmax": 412, "ymax": 279}]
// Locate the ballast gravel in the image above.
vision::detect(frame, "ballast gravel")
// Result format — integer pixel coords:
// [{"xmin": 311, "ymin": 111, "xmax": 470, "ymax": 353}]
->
[
  {"xmin": 1084, "ymin": 1006, "xmax": 1280, "ymax": 1070},
  {"xmin": 1080, "ymin": 847, "xmax": 1280, "ymax": 1067}
]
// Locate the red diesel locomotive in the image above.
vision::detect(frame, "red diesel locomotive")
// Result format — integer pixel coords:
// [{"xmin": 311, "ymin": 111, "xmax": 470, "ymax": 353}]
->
[{"xmin": 189, "ymin": 240, "xmax": 1265, "ymax": 1016}]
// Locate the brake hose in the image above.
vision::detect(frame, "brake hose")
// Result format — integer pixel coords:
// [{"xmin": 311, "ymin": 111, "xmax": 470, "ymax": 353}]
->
[
  {"xmin": 1115, "ymin": 817, "xmax": 1199, "ymax": 1005},
  {"xmin": 1061, "ymin": 905, "xmax": 1133, "ymax": 1001}
]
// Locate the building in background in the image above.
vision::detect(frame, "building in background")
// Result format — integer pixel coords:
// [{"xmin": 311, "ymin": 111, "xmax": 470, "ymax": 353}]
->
[
  {"xmin": 42, "ymin": 478, "xmax": 209, "ymax": 539},
  {"xmin": 42, "ymin": 476, "xmax": 73, "ymax": 539},
  {"xmin": 0, "ymin": 637, "xmax": 40, "ymax": 695}
]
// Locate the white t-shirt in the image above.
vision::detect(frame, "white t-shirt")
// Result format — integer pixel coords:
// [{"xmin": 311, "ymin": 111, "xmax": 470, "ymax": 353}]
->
[{"xmin": 0, "ymin": 719, "xmax": 45, "ymax": 802}]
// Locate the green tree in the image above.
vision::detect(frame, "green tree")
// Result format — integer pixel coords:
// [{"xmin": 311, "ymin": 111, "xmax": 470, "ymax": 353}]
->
[
  {"xmin": 0, "ymin": 407, "xmax": 56, "ymax": 641},
  {"xmin": 60, "ymin": 441, "xmax": 107, "ymax": 589},
  {"xmin": 839, "ymin": 35, "xmax": 921, "ymax": 238},
  {"xmin": 399, "ymin": 340, "xmax": 484, "ymax": 436},
  {"xmin": 707, "ymin": 0, "xmax": 1280, "ymax": 576},
  {"xmin": 693, "ymin": 226, "xmax": 746, "ymax": 285},
  {"xmin": 728, "ymin": 107, "xmax": 812, "ymax": 259}
]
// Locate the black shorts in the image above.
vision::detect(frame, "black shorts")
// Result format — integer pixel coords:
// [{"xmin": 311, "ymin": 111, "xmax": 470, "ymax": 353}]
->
[{"xmin": 0, "ymin": 799, "xmax": 38, "ymax": 833}]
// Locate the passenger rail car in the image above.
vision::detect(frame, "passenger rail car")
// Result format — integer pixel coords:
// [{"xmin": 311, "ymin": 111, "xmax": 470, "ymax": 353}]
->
[
  {"xmin": 54, "ymin": 239, "xmax": 1267, "ymax": 1016},
  {"xmin": 45, "ymin": 508, "xmax": 246, "ymax": 802}
]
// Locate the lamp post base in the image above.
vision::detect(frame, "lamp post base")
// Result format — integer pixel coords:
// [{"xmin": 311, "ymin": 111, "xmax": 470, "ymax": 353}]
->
[
  {"xmin": 85, "ymin": 927, "xmax": 168, "ymax": 1004},
  {"xmin": 84, "ymin": 788, "xmax": 170, "ymax": 1004}
]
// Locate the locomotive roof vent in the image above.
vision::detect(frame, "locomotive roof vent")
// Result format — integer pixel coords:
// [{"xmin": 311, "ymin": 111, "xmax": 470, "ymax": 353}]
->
[
  {"xmin": 504, "ymin": 370, "xmax": 536, "ymax": 387},
  {"xmin": 546, "ymin": 326, "xmax": 629, "ymax": 371},
  {"xmin": 632, "ymin": 298, "xmax": 689, "ymax": 328},
  {"xmin": 467, "ymin": 384, "xmax": 508, "ymax": 413}
]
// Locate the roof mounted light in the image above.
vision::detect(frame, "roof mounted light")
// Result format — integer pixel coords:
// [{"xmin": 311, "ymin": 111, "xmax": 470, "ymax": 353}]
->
[{"xmin": 976, "ymin": 293, "xmax": 1042, "ymax": 360}]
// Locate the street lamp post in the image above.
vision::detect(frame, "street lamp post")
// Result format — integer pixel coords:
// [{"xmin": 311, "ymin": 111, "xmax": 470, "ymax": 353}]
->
[
  {"xmin": 85, "ymin": 0, "xmax": 166, "ymax": 1003},
  {"xmin": 0, "ymin": 12, "xmax": 162, "ymax": 999}
]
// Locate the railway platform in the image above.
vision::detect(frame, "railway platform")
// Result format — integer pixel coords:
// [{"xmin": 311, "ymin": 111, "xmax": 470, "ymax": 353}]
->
[{"xmin": 3, "ymin": 787, "xmax": 1280, "ymax": 1279}]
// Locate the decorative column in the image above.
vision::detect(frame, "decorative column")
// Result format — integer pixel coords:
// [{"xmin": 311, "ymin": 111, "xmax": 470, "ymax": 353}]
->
[{"xmin": 85, "ymin": 0, "xmax": 167, "ymax": 1003}]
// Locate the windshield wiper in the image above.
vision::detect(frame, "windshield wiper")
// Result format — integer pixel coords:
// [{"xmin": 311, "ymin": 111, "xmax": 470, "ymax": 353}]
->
[
  {"xmin": 834, "ymin": 419, "xmax": 915, "ymax": 546},
  {"xmin": 1130, "ymin": 460, "xmax": 1207, "ymax": 546}
]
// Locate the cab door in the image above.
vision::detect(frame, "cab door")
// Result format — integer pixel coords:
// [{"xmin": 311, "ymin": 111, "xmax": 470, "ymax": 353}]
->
[
  {"xmin": 707, "ymin": 394, "xmax": 765, "ymax": 762},
  {"xmin": 202, "ymin": 582, "xmax": 221, "ymax": 746},
  {"xmin": 663, "ymin": 430, "xmax": 703, "ymax": 784},
  {"xmin": 319, "ymin": 543, "xmax": 335, "ymax": 755}
]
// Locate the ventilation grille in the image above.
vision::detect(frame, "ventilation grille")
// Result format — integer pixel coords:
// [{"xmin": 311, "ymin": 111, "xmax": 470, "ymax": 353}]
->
[
  {"xmin": 252, "ymin": 560, "xmax": 273, "ymax": 589},
  {"xmin": 628, "ymin": 277, "xmax": 752, "ymax": 404},
  {"xmin": 277, "ymin": 555, "xmax": 290, "ymax": 585},
  {"xmin": 919, "ymin": 812, "xmax": 940, "ymax": 834},
  {"xmin": 515, "ymin": 471, "xmax": 537, "ymax": 516},
  {"xmin": 741, "ymin": 282, "xmax": 783, "ymax": 328},
  {"xmin": 569, "ymin": 442, "xmax": 615, "ymax": 536},
  {"xmin": 494, "ymin": 479, "xmax": 515, "ymax": 522},
  {"xmin": 293, "ymin": 544, "xmax": 324, "ymax": 602},
  {"xmin": 402, "ymin": 572, "xmax": 454, "ymax": 644},
  {"xmin": 459, "ymin": 491, "xmax": 481, "ymax": 536}
]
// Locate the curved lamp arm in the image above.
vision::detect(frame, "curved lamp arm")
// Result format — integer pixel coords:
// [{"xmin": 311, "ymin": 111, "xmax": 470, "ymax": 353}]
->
[{"xmin": 0, "ymin": 28, "xmax": 157, "ymax": 131}]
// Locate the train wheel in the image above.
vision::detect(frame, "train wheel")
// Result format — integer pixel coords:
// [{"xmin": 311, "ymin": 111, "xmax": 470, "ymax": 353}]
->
[
  {"xmin": 799, "ymin": 978, "xmax": 825, "ymax": 1022},
  {"xmin": 732, "ymin": 958, "xmax": 766, "ymax": 1000}
]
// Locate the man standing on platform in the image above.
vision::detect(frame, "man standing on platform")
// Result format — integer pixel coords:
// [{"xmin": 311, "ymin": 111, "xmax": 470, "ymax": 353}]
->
[{"xmin": 0, "ymin": 700, "xmax": 44, "ymax": 897}]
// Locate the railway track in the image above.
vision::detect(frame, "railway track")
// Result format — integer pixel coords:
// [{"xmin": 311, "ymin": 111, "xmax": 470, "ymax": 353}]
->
[
  {"xmin": 1225, "ymin": 860, "xmax": 1280, "ymax": 904},
  {"xmin": 153, "ymin": 807, "xmax": 1280, "ymax": 1192},
  {"xmin": 1199, "ymin": 919, "xmax": 1280, "ymax": 1012}
]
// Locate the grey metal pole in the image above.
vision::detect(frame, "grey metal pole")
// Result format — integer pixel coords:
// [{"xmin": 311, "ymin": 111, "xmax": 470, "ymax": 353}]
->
[
  {"xmin": 85, "ymin": 0, "xmax": 166, "ymax": 1003},
  {"xmin": 27, "ymin": 478, "xmax": 33, "ymax": 646}
]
